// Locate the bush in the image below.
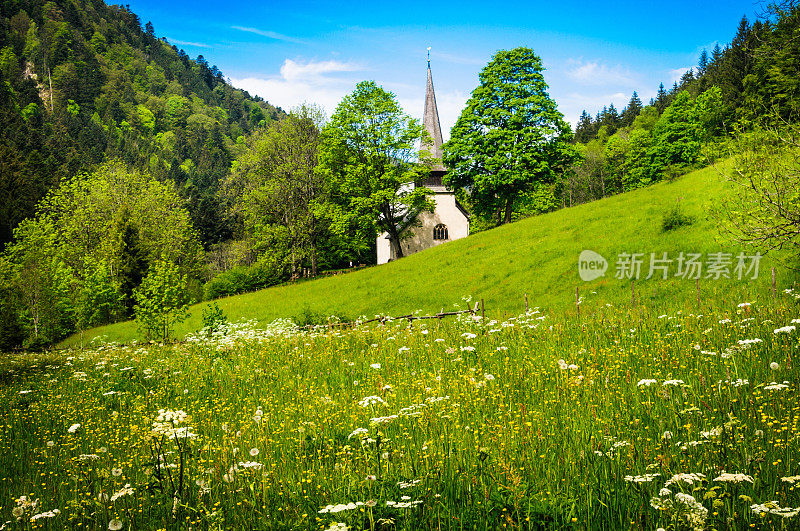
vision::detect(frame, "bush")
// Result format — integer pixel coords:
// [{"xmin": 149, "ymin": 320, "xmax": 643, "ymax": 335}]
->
[
  {"xmin": 661, "ymin": 202, "xmax": 694, "ymax": 232},
  {"xmin": 201, "ymin": 302, "xmax": 227, "ymax": 336},
  {"xmin": 203, "ymin": 258, "xmax": 286, "ymax": 300}
]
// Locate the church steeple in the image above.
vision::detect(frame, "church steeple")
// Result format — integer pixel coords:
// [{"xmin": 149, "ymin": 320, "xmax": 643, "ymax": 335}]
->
[{"xmin": 422, "ymin": 49, "xmax": 445, "ymax": 172}]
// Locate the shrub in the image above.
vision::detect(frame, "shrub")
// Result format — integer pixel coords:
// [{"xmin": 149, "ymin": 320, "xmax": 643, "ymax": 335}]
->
[
  {"xmin": 201, "ymin": 302, "xmax": 227, "ymax": 337},
  {"xmin": 203, "ymin": 258, "xmax": 286, "ymax": 300},
  {"xmin": 661, "ymin": 202, "xmax": 694, "ymax": 232}
]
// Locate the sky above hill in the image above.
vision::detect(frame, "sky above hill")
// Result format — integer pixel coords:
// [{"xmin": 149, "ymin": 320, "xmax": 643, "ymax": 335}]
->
[{"xmin": 129, "ymin": 0, "xmax": 763, "ymax": 137}]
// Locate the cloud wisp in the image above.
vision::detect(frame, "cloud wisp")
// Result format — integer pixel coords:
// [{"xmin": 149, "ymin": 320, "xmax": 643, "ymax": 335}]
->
[
  {"xmin": 231, "ymin": 26, "xmax": 306, "ymax": 45},
  {"xmin": 565, "ymin": 59, "xmax": 638, "ymax": 87},
  {"xmin": 168, "ymin": 38, "xmax": 212, "ymax": 49}
]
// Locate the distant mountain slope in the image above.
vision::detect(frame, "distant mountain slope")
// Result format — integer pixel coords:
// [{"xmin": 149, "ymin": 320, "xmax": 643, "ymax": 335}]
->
[
  {"xmin": 0, "ymin": 0, "xmax": 283, "ymax": 249},
  {"xmin": 62, "ymin": 161, "xmax": 799, "ymax": 346}
]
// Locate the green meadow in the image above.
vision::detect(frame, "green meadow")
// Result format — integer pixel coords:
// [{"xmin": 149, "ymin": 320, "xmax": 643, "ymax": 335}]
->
[
  {"xmin": 61, "ymin": 161, "xmax": 798, "ymax": 348},
  {"xmin": 3, "ymin": 292, "xmax": 800, "ymax": 529}
]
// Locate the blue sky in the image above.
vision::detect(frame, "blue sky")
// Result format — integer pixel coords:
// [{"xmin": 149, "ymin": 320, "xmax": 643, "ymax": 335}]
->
[{"xmin": 128, "ymin": 0, "xmax": 763, "ymax": 136}]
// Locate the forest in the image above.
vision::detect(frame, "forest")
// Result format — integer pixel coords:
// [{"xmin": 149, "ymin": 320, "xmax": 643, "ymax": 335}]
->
[{"xmin": 1, "ymin": 0, "xmax": 799, "ymax": 349}]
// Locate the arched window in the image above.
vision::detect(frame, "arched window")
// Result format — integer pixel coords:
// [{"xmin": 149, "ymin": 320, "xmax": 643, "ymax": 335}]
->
[{"xmin": 433, "ymin": 224, "xmax": 448, "ymax": 240}]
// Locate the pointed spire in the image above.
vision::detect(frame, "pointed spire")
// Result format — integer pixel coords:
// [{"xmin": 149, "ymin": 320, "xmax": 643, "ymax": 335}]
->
[{"xmin": 422, "ymin": 50, "xmax": 445, "ymax": 171}]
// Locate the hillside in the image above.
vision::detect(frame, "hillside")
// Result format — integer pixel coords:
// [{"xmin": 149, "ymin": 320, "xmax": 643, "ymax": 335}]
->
[
  {"xmin": 63, "ymin": 161, "xmax": 799, "ymax": 346},
  {"xmin": 0, "ymin": 0, "xmax": 283, "ymax": 249}
]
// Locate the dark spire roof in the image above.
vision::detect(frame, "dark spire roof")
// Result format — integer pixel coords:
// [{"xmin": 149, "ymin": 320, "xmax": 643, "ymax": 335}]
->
[{"xmin": 422, "ymin": 55, "xmax": 445, "ymax": 172}]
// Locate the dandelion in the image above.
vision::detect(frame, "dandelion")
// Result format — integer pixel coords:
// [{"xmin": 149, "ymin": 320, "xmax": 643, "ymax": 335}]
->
[
  {"xmin": 484, "ymin": 373, "xmax": 495, "ymax": 381},
  {"xmin": 770, "ymin": 361, "xmax": 780, "ymax": 370},
  {"xmin": 249, "ymin": 447, "xmax": 259, "ymax": 457},
  {"xmin": 111, "ymin": 468, "xmax": 122, "ymax": 477},
  {"xmin": 67, "ymin": 423, "xmax": 81, "ymax": 433},
  {"xmin": 108, "ymin": 518, "xmax": 123, "ymax": 530},
  {"xmin": 46, "ymin": 441, "xmax": 54, "ymax": 447}
]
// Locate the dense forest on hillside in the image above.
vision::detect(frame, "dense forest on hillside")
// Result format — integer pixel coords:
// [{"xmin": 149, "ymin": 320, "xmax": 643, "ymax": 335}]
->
[
  {"xmin": 0, "ymin": 0, "xmax": 283, "ymax": 250},
  {"xmin": 557, "ymin": 4, "xmax": 800, "ymax": 209}
]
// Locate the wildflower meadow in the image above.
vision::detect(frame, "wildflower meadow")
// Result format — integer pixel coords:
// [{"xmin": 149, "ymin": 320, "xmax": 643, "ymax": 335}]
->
[{"xmin": 1, "ymin": 291, "xmax": 799, "ymax": 530}]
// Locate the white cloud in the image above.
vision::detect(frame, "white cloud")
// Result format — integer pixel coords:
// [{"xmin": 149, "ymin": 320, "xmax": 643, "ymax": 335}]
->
[
  {"xmin": 230, "ymin": 59, "xmax": 363, "ymax": 115},
  {"xmin": 231, "ymin": 26, "xmax": 306, "ymax": 44},
  {"xmin": 565, "ymin": 59, "xmax": 637, "ymax": 87},
  {"xmin": 668, "ymin": 66, "xmax": 691, "ymax": 84}
]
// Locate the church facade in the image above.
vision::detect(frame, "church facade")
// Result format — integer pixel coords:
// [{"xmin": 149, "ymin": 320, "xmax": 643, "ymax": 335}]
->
[{"xmin": 376, "ymin": 60, "xmax": 470, "ymax": 264}]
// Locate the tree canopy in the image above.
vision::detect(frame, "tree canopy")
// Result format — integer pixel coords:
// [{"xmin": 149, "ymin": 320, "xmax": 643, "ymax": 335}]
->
[
  {"xmin": 442, "ymin": 47, "xmax": 578, "ymax": 225},
  {"xmin": 318, "ymin": 81, "xmax": 433, "ymax": 259}
]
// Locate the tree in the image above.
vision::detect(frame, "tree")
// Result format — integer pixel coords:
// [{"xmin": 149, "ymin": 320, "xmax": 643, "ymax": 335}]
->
[
  {"xmin": 228, "ymin": 104, "xmax": 331, "ymax": 275},
  {"xmin": 574, "ymin": 110, "xmax": 594, "ymax": 143},
  {"xmin": 651, "ymin": 91, "xmax": 701, "ymax": 176},
  {"xmin": 621, "ymin": 92, "xmax": 643, "ymax": 127},
  {"xmin": 714, "ymin": 116, "xmax": 800, "ymax": 253},
  {"xmin": 318, "ymin": 81, "xmax": 433, "ymax": 260},
  {"xmin": 655, "ymin": 83, "xmax": 669, "ymax": 113},
  {"xmin": 442, "ymin": 47, "xmax": 577, "ymax": 225},
  {"xmin": 133, "ymin": 258, "xmax": 190, "ymax": 341}
]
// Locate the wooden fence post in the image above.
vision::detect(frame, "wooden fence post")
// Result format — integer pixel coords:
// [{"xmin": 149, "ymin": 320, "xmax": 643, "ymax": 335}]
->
[
  {"xmin": 481, "ymin": 298, "xmax": 485, "ymax": 321},
  {"xmin": 524, "ymin": 293, "xmax": 529, "ymax": 312}
]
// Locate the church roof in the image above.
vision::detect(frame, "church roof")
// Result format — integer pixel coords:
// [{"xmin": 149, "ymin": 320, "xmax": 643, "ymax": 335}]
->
[{"xmin": 422, "ymin": 57, "xmax": 446, "ymax": 172}]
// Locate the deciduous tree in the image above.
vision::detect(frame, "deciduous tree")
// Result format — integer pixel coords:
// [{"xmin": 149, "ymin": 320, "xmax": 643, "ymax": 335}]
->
[{"xmin": 442, "ymin": 47, "xmax": 577, "ymax": 225}]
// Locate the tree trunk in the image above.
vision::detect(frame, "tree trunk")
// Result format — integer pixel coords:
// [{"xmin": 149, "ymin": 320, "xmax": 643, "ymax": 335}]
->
[{"xmin": 502, "ymin": 197, "xmax": 514, "ymax": 224}]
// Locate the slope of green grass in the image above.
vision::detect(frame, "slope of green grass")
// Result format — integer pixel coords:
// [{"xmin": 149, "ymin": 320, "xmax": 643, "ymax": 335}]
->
[{"xmin": 63, "ymin": 161, "xmax": 798, "ymax": 346}]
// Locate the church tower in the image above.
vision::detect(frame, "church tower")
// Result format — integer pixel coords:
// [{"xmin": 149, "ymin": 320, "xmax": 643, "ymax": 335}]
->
[{"xmin": 375, "ymin": 52, "xmax": 469, "ymax": 264}]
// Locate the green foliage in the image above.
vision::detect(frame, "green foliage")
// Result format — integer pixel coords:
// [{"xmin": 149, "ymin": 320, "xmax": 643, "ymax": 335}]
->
[
  {"xmin": 714, "ymin": 118, "xmax": 800, "ymax": 253},
  {"xmin": 0, "ymin": 0, "xmax": 283, "ymax": 251},
  {"xmin": 133, "ymin": 258, "xmax": 190, "ymax": 341},
  {"xmin": 0, "ymin": 161, "xmax": 203, "ymax": 347},
  {"xmin": 661, "ymin": 201, "xmax": 694, "ymax": 232},
  {"xmin": 319, "ymin": 81, "xmax": 433, "ymax": 259},
  {"xmin": 443, "ymin": 47, "xmax": 578, "ymax": 226},
  {"xmin": 200, "ymin": 301, "xmax": 227, "ymax": 336},
  {"xmin": 202, "ymin": 258, "xmax": 286, "ymax": 300},
  {"xmin": 292, "ymin": 306, "xmax": 350, "ymax": 327},
  {"xmin": 651, "ymin": 91, "xmax": 701, "ymax": 173},
  {"xmin": 227, "ymin": 105, "xmax": 335, "ymax": 275}
]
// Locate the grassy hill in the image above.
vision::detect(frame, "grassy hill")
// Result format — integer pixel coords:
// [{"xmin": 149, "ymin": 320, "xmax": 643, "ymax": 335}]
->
[{"xmin": 62, "ymin": 161, "xmax": 798, "ymax": 346}]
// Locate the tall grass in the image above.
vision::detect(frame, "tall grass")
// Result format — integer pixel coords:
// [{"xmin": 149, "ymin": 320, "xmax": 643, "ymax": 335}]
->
[{"xmin": 3, "ymin": 290, "xmax": 799, "ymax": 529}]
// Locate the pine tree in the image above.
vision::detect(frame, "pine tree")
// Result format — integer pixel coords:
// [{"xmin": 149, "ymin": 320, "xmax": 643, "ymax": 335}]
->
[
  {"xmin": 656, "ymin": 83, "xmax": 668, "ymax": 113},
  {"xmin": 698, "ymin": 49, "xmax": 709, "ymax": 76},
  {"xmin": 621, "ymin": 92, "xmax": 643, "ymax": 126},
  {"xmin": 574, "ymin": 110, "xmax": 594, "ymax": 143}
]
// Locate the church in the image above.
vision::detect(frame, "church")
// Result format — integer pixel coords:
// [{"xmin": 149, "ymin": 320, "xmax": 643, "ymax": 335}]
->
[{"xmin": 376, "ymin": 59, "xmax": 470, "ymax": 264}]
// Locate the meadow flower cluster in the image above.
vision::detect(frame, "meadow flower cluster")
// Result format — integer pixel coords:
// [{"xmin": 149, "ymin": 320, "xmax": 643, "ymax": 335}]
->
[{"xmin": 0, "ymin": 294, "xmax": 798, "ymax": 529}]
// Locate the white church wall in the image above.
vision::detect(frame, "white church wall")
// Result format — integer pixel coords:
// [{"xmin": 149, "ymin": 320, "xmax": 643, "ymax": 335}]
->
[{"xmin": 376, "ymin": 192, "xmax": 469, "ymax": 264}]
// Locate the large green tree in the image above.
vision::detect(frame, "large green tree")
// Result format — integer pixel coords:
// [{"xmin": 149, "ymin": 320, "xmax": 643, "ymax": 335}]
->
[
  {"xmin": 442, "ymin": 47, "xmax": 577, "ymax": 225},
  {"xmin": 318, "ymin": 81, "xmax": 433, "ymax": 260},
  {"xmin": 227, "ymin": 104, "xmax": 332, "ymax": 276}
]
